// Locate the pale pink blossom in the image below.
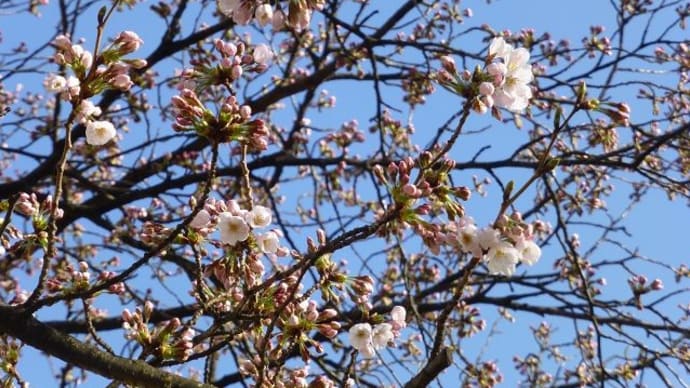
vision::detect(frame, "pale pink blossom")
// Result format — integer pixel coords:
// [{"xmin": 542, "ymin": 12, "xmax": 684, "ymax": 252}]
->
[
  {"xmin": 372, "ymin": 323, "xmax": 394, "ymax": 348},
  {"xmin": 43, "ymin": 74, "xmax": 67, "ymax": 93},
  {"xmin": 85, "ymin": 120, "xmax": 116, "ymax": 146},
  {"xmin": 114, "ymin": 31, "xmax": 144, "ymax": 54},
  {"xmin": 255, "ymin": 4, "xmax": 273, "ymax": 27},
  {"xmin": 218, "ymin": 212, "xmax": 250, "ymax": 245},
  {"xmin": 190, "ymin": 209, "xmax": 211, "ymax": 229},
  {"xmin": 253, "ymin": 44, "xmax": 273, "ymax": 66},
  {"xmin": 391, "ymin": 305, "xmax": 407, "ymax": 329},
  {"xmin": 349, "ymin": 323, "xmax": 373, "ymax": 353},
  {"xmin": 256, "ymin": 231, "xmax": 280, "ymax": 254},
  {"xmin": 110, "ymin": 74, "xmax": 134, "ymax": 91},
  {"xmin": 515, "ymin": 239, "xmax": 541, "ymax": 266},
  {"xmin": 245, "ymin": 205, "xmax": 272, "ymax": 228},
  {"xmin": 479, "ymin": 82, "xmax": 495, "ymax": 96},
  {"xmin": 272, "ymin": 9, "xmax": 286, "ymax": 31},
  {"xmin": 486, "ymin": 241, "xmax": 520, "ymax": 276}
]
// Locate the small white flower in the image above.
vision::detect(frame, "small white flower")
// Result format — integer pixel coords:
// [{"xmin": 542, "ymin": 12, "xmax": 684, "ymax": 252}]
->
[
  {"xmin": 245, "ymin": 205, "xmax": 272, "ymax": 228},
  {"xmin": 486, "ymin": 241, "xmax": 520, "ymax": 276},
  {"xmin": 477, "ymin": 227, "xmax": 500, "ymax": 251},
  {"xmin": 219, "ymin": 212, "xmax": 250, "ymax": 245},
  {"xmin": 253, "ymin": 44, "xmax": 273, "ymax": 66},
  {"xmin": 349, "ymin": 323, "xmax": 373, "ymax": 353},
  {"xmin": 391, "ymin": 305, "xmax": 406, "ymax": 328},
  {"xmin": 255, "ymin": 4, "xmax": 273, "ymax": 27},
  {"xmin": 217, "ymin": 0, "xmax": 239, "ymax": 18},
  {"xmin": 85, "ymin": 120, "xmax": 116, "ymax": 146},
  {"xmin": 489, "ymin": 37, "xmax": 512, "ymax": 58},
  {"xmin": 44, "ymin": 74, "xmax": 67, "ymax": 93},
  {"xmin": 77, "ymin": 99, "xmax": 102, "ymax": 123},
  {"xmin": 515, "ymin": 239, "xmax": 541, "ymax": 266},
  {"xmin": 479, "ymin": 82, "xmax": 495, "ymax": 96},
  {"xmin": 256, "ymin": 231, "xmax": 280, "ymax": 254},
  {"xmin": 372, "ymin": 323, "xmax": 394, "ymax": 349},
  {"xmin": 190, "ymin": 209, "xmax": 211, "ymax": 229},
  {"xmin": 458, "ymin": 224, "xmax": 480, "ymax": 254}
]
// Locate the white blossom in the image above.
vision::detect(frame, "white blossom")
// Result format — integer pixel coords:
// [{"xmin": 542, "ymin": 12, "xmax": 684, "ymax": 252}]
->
[
  {"xmin": 391, "ymin": 305, "xmax": 406, "ymax": 329},
  {"xmin": 349, "ymin": 323, "xmax": 374, "ymax": 356},
  {"xmin": 190, "ymin": 209, "xmax": 211, "ymax": 229},
  {"xmin": 255, "ymin": 4, "xmax": 273, "ymax": 27},
  {"xmin": 458, "ymin": 223, "xmax": 480, "ymax": 254},
  {"xmin": 43, "ymin": 74, "xmax": 67, "ymax": 93},
  {"xmin": 85, "ymin": 120, "xmax": 116, "ymax": 146},
  {"xmin": 372, "ymin": 323, "xmax": 394, "ymax": 349},
  {"xmin": 253, "ymin": 44, "xmax": 273, "ymax": 66},
  {"xmin": 486, "ymin": 37, "xmax": 534, "ymax": 112},
  {"xmin": 489, "ymin": 36, "xmax": 511, "ymax": 58},
  {"xmin": 219, "ymin": 212, "xmax": 250, "ymax": 245},
  {"xmin": 217, "ymin": 0, "xmax": 252, "ymax": 25},
  {"xmin": 515, "ymin": 239, "xmax": 541, "ymax": 266},
  {"xmin": 256, "ymin": 231, "xmax": 280, "ymax": 254},
  {"xmin": 477, "ymin": 227, "xmax": 500, "ymax": 251},
  {"xmin": 245, "ymin": 205, "xmax": 272, "ymax": 228},
  {"xmin": 486, "ymin": 241, "xmax": 520, "ymax": 276},
  {"xmin": 77, "ymin": 99, "xmax": 102, "ymax": 123}
]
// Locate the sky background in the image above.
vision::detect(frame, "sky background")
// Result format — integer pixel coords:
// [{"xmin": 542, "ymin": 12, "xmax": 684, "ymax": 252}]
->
[{"xmin": 1, "ymin": 0, "xmax": 688, "ymax": 386}]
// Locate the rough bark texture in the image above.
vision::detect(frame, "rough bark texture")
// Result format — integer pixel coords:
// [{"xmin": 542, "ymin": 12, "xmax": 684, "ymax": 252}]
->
[{"xmin": 0, "ymin": 306, "xmax": 213, "ymax": 388}]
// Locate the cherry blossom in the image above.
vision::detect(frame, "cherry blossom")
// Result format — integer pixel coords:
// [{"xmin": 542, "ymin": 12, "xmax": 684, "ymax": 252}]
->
[
  {"xmin": 486, "ymin": 241, "xmax": 520, "ymax": 276},
  {"xmin": 348, "ymin": 323, "xmax": 374, "ymax": 356},
  {"xmin": 85, "ymin": 120, "xmax": 117, "ymax": 146},
  {"xmin": 218, "ymin": 212, "xmax": 250, "ymax": 245},
  {"xmin": 245, "ymin": 205, "xmax": 272, "ymax": 228},
  {"xmin": 515, "ymin": 238, "xmax": 541, "ymax": 266},
  {"xmin": 190, "ymin": 209, "xmax": 211, "ymax": 229},
  {"xmin": 255, "ymin": 231, "xmax": 280, "ymax": 254},
  {"xmin": 372, "ymin": 323, "xmax": 394, "ymax": 349}
]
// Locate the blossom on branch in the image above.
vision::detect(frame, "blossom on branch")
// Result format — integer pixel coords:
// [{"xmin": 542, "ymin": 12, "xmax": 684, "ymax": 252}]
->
[
  {"xmin": 218, "ymin": 212, "xmax": 250, "ymax": 245},
  {"xmin": 85, "ymin": 120, "xmax": 117, "ymax": 146}
]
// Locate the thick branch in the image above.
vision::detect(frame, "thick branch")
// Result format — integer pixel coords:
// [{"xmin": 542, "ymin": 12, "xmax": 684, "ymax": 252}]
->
[
  {"xmin": 0, "ymin": 306, "xmax": 213, "ymax": 388},
  {"xmin": 403, "ymin": 346, "xmax": 453, "ymax": 388}
]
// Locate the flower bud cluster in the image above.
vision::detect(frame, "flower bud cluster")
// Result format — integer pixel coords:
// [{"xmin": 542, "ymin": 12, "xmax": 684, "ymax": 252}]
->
[
  {"xmin": 628, "ymin": 274, "xmax": 664, "ymax": 309},
  {"xmin": 121, "ymin": 301, "xmax": 194, "ymax": 361},
  {"xmin": 46, "ymin": 260, "xmax": 89, "ymax": 293},
  {"xmin": 46, "ymin": 32, "xmax": 146, "ymax": 146},
  {"xmin": 16, "ymin": 192, "xmax": 63, "ymax": 232},
  {"xmin": 171, "ymin": 88, "xmax": 268, "ymax": 149},
  {"xmin": 374, "ymin": 155, "xmax": 469, "ymax": 253},
  {"xmin": 179, "ymin": 40, "xmax": 272, "ymax": 92},
  {"xmin": 272, "ymin": 297, "xmax": 342, "ymax": 360},
  {"xmin": 583, "ymin": 25, "xmax": 612, "ymax": 57},
  {"xmin": 217, "ymin": 0, "xmax": 324, "ymax": 31},
  {"xmin": 438, "ymin": 36, "xmax": 534, "ymax": 115},
  {"xmin": 457, "ymin": 301, "xmax": 486, "ymax": 337}
]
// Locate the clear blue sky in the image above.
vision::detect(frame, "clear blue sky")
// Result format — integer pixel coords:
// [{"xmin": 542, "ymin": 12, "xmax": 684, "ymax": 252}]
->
[{"xmin": 1, "ymin": 0, "xmax": 687, "ymax": 386}]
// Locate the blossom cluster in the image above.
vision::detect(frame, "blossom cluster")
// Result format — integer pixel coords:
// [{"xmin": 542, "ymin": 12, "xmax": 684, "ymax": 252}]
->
[
  {"xmin": 43, "ymin": 32, "xmax": 145, "ymax": 146},
  {"xmin": 438, "ymin": 36, "xmax": 534, "ymax": 114},
  {"xmin": 348, "ymin": 306, "xmax": 406, "ymax": 358},
  {"xmin": 122, "ymin": 301, "xmax": 195, "ymax": 361},
  {"xmin": 456, "ymin": 215, "xmax": 541, "ymax": 277},
  {"xmin": 218, "ymin": 0, "xmax": 324, "ymax": 30},
  {"xmin": 179, "ymin": 39, "xmax": 272, "ymax": 90},
  {"xmin": 171, "ymin": 88, "xmax": 269, "ymax": 149},
  {"xmin": 187, "ymin": 199, "xmax": 285, "ymax": 255}
]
